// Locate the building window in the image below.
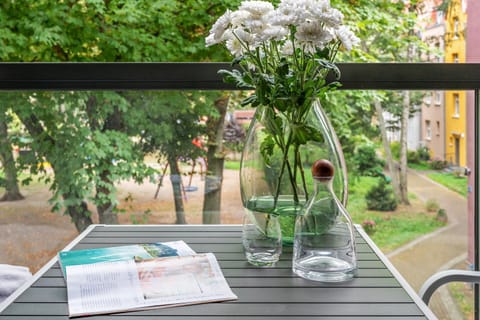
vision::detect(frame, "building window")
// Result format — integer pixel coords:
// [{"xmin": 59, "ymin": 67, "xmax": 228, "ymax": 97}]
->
[
  {"xmin": 436, "ymin": 121, "xmax": 440, "ymax": 136},
  {"xmin": 424, "ymin": 92, "xmax": 432, "ymax": 105},
  {"xmin": 453, "ymin": 53, "xmax": 459, "ymax": 63},
  {"xmin": 453, "ymin": 17, "xmax": 459, "ymax": 38},
  {"xmin": 435, "ymin": 91, "xmax": 442, "ymax": 105},
  {"xmin": 426, "ymin": 120, "xmax": 432, "ymax": 140},
  {"xmin": 436, "ymin": 10, "xmax": 444, "ymax": 25},
  {"xmin": 453, "ymin": 93, "xmax": 460, "ymax": 117}
]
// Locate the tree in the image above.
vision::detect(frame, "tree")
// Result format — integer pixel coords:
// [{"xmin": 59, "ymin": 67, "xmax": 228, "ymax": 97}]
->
[
  {"xmin": 0, "ymin": 109, "xmax": 24, "ymax": 201},
  {"xmin": 327, "ymin": 0, "xmax": 430, "ymax": 205},
  {"xmin": 0, "ymin": 0, "xmax": 240, "ymax": 230},
  {"xmin": 124, "ymin": 91, "xmax": 209, "ymax": 224}
]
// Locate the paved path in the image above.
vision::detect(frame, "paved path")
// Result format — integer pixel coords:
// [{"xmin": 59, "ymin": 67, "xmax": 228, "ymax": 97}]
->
[{"xmin": 388, "ymin": 170, "xmax": 469, "ymax": 319}]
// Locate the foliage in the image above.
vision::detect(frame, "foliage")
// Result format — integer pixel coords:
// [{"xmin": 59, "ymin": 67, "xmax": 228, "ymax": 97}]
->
[
  {"xmin": 429, "ymin": 158, "xmax": 449, "ymax": 170},
  {"xmin": 365, "ymin": 179, "xmax": 398, "ymax": 211},
  {"xmin": 362, "ymin": 219, "xmax": 376, "ymax": 235},
  {"xmin": 352, "ymin": 144, "xmax": 385, "ymax": 177},
  {"xmin": 416, "ymin": 146, "xmax": 431, "ymax": 161},
  {"xmin": 390, "ymin": 141, "xmax": 401, "ymax": 160},
  {"xmin": 425, "ymin": 199, "xmax": 440, "ymax": 212},
  {"xmin": 0, "ymin": 0, "xmax": 242, "ymax": 228},
  {"xmin": 436, "ymin": 208, "xmax": 448, "ymax": 223},
  {"xmin": 223, "ymin": 115, "xmax": 246, "ymax": 156}
]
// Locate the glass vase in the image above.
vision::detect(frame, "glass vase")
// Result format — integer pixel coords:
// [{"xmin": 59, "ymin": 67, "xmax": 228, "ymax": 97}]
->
[
  {"xmin": 292, "ymin": 159, "xmax": 357, "ymax": 282},
  {"xmin": 239, "ymin": 99, "xmax": 347, "ymax": 245}
]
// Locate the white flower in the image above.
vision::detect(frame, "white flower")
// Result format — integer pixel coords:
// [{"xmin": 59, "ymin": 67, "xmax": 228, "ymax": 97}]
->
[
  {"xmin": 270, "ymin": 2, "xmax": 300, "ymax": 26},
  {"xmin": 232, "ymin": 28, "xmax": 255, "ymax": 45},
  {"xmin": 205, "ymin": 33, "xmax": 216, "ymax": 47},
  {"xmin": 258, "ymin": 25, "xmax": 288, "ymax": 42},
  {"xmin": 239, "ymin": 1, "xmax": 274, "ymax": 19},
  {"xmin": 335, "ymin": 26, "xmax": 359, "ymax": 51},
  {"xmin": 231, "ymin": 10, "xmax": 251, "ymax": 27},
  {"xmin": 206, "ymin": 9, "xmax": 233, "ymax": 46},
  {"xmin": 296, "ymin": 20, "xmax": 334, "ymax": 48},
  {"xmin": 226, "ymin": 37, "xmax": 245, "ymax": 57},
  {"xmin": 280, "ymin": 41, "xmax": 294, "ymax": 55},
  {"xmin": 317, "ymin": 8, "xmax": 344, "ymax": 27}
]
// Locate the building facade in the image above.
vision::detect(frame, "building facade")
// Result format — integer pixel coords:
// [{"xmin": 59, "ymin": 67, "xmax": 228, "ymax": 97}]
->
[
  {"xmin": 419, "ymin": 0, "xmax": 446, "ymax": 161},
  {"xmin": 444, "ymin": 0, "xmax": 467, "ymax": 166}
]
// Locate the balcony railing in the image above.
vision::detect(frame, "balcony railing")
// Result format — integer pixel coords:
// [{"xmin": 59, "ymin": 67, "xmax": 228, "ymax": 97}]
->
[{"xmin": 1, "ymin": 62, "xmax": 480, "ymax": 318}]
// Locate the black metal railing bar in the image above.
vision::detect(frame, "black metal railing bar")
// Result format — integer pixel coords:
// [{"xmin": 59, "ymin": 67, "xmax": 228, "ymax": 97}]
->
[{"xmin": 0, "ymin": 62, "xmax": 480, "ymax": 90}]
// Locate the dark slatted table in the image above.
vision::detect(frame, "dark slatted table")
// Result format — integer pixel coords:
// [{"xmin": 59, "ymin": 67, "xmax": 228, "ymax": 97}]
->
[{"xmin": 0, "ymin": 224, "xmax": 437, "ymax": 319}]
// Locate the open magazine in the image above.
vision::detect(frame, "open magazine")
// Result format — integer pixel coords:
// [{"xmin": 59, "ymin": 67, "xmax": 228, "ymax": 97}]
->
[
  {"xmin": 58, "ymin": 241, "xmax": 195, "ymax": 279},
  {"xmin": 66, "ymin": 253, "xmax": 237, "ymax": 317},
  {"xmin": 59, "ymin": 242, "xmax": 237, "ymax": 317}
]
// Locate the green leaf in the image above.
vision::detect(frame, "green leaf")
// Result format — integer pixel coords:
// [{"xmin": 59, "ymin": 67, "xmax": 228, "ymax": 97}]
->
[{"xmin": 260, "ymin": 133, "xmax": 275, "ymax": 166}]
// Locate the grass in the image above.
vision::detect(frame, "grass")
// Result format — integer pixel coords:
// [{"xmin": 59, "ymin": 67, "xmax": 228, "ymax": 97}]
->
[
  {"xmin": 449, "ymin": 282, "xmax": 474, "ymax": 320},
  {"xmin": 427, "ymin": 172, "xmax": 468, "ymax": 198},
  {"xmin": 347, "ymin": 176, "xmax": 445, "ymax": 253},
  {"xmin": 408, "ymin": 161, "xmax": 431, "ymax": 171},
  {"xmin": 224, "ymin": 160, "xmax": 241, "ymax": 170}
]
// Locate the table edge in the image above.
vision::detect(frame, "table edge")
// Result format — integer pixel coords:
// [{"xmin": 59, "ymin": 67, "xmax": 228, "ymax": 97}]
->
[{"xmin": 356, "ymin": 226, "xmax": 438, "ymax": 320}]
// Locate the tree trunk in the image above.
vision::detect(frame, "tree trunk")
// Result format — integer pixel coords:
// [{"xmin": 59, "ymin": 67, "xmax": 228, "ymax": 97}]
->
[
  {"xmin": 94, "ymin": 107, "xmax": 123, "ymax": 224},
  {"xmin": 168, "ymin": 156, "xmax": 186, "ymax": 224},
  {"xmin": 66, "ymin": 199, "xmax": 93, "ymax": 232},
  {"xmin": 399, "ymin": 91, "xmax": 410, "ymax": 205},
  {"xmin": 202, "ymin": 96, "xmax": 229, "ymax": 224},
  {"xmin": 374, "ymin": 98, "xmax": 401, "ymax": 200},
  {"xmin": 96, "ymin": 171, "xmax": 119, "ymax": 224},
  {"xmin": 0, "ymin": 116, "xmax": 24, "ymax": 201}
]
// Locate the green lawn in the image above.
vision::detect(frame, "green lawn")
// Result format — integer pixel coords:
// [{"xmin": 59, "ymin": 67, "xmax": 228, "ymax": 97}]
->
[
  {"xmin": 224, "ymin": 160, "xmax": 241, "ymax": 170},
  {"xmin": 427, "ymin": 172, "xmax": 468, "ymax": 198},
  {"xmin": 347, "ymin": 176, "xmax": 445, "ymax": 253}
]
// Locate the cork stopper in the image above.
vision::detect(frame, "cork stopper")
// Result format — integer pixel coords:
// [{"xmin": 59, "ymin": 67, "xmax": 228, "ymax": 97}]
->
[{"xmin": 312, "ymin": 159, "xmax": 334, "ymax": 181}]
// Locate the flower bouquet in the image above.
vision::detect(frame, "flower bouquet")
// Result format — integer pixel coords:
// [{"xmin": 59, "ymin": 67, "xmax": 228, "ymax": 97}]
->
[{"xmin": 207, "ymin": 0, "xmax": 358, "ymax": 243}]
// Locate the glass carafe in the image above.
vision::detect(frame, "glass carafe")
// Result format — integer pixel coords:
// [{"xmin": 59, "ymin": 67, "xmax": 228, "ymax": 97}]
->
[{"xmin": 292, "ymin": 159, "xmax": 356, "ymax": 282}]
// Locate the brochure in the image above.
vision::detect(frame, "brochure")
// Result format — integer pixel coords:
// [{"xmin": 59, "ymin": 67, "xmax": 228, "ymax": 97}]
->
[
  {"xmin": 66, "ymin": 253, "xmax": 238, "ymax": 317},
  {"xmin": 58, "ymin": 241, "xmax": 195, "ymax": 278}
]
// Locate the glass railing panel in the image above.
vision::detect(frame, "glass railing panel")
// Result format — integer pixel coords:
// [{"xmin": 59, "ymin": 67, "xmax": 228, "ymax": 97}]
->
[{"xmin": 0, "ymin": 87, "xmax": 476, "ymax": 319}]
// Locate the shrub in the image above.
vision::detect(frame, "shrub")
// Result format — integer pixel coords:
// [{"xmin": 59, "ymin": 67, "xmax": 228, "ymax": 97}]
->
[
  {"xmin": 352, "ymin": 144, "xmax": 385, "ymax": 177},
  {"xmin": 417, "ymin": 146, "xmax": 431, "ymax": 161},
  {"xmin": 436, "ymin": 208, "xmax": 448, "ymax": 224},
  {"xmin": 365, "ymin": 179, "xmax": 398, "ymax": 211},
  {"xmin": 429, "ymin": 158, "xmax": 449, "ymax": 170},
  {"xmin": 425, "ymin": 199, "xmax": 440, "ymax": 212},
  {"xmin": 390, "ymin": 141, "xmax": 401, "ymax": 160},
  {"xmin": 407, "ymin": 150, "xmax": 420, "ymax": 164},
  {"xmin": 362, "ymin": 219, "xmax": 377, "ymax": 235}
]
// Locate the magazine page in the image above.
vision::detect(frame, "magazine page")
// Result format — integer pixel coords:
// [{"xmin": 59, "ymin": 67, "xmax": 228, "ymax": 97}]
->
[
  {"xmin": 59, "ymin": 241, "xmax": 195, "ymax": 278},
  {"xmin": 66, "ymin": 253, "xmax": 237, "ymax": 317}
]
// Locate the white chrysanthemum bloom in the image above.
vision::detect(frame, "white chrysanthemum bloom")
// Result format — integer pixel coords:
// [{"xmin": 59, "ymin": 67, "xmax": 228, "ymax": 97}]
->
[
  {"xmin": 335, "ymin": 26, "xmax": 360, "ymax": 51},
  {"xmin": 244, "ymin": 18, "xmax": 267, "ymax": 34},
  {"xmin": 208, "ymin": 9, "xmax": 233, "ymax": 43},
  {"xmin": 280, "ymin": 41, "xmax": 294, "ymax": 55},
  {"xmin": 272, "ymin": 2, "xmax": 301, "ymax": 26},
  {"xmin": 258, "ymin": 25, "xmax": 289, "ymax": 42},
  {"xmin": 317, "ymin": 8, "xmax": 344, "ymax": 28},
  {"xmin": 231, "ymin": 10, "xmax": 251, "ymax": 27},
  {"xmin": 226, "ymin": 37, "xmax": 246, "ymax": 57},
  {"xmin": 233, "ymin": 28, "xmax": 255, "ymax": 44},
  {"xmin": 205, "ymin": 33, "xmax": 216, "ymax": 47},
  {"xmin": 239, "ymin": 1, "xmax": 274, "ymax": 19},
  {"xmin": 296, "ymin": 20, "xmax": 334, "ymax": 48}
]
